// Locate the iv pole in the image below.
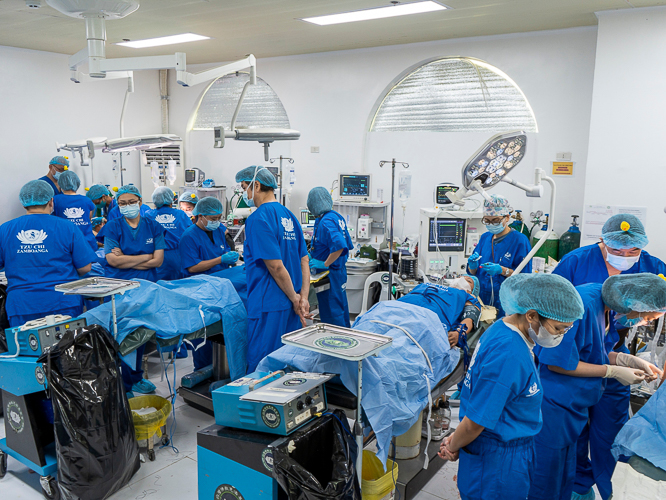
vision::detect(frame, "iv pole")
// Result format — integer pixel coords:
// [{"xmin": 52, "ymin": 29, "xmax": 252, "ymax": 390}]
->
[
  {"xmin": 379, "ymin": 159, "xmax": 409, "ymax": 300},
  {"xmin": 270, "ymin": 155, "xmax": 294, "ymax": 206}
]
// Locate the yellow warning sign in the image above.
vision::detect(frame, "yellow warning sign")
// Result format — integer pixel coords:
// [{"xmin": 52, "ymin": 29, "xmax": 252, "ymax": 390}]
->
[{"xmin": 552, "ymin": 161, "xmax": 574, "ymax": 176}]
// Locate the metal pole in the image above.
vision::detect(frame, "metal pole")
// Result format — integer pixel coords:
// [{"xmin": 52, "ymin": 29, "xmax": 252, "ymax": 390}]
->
[
  {"xmin": 388, "ymin": 159, "xmax": 396, "ymax": 299},
  {"xmin": 279, "ymin": 156, "xmax": 283, "ymax": 205},
  {"xmin": 111, "ymin": 295, "xmax": 118, "ymax": 339},
  {"xmin": 356, "ymin": 360, "xmax": 363, "ymax": 489}
]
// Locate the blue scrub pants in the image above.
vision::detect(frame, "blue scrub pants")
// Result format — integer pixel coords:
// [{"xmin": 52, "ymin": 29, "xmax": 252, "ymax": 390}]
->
[
  {"xmin": 9, "ymin": 306, "xmax": 84, "ymax": 328},
  {"xmin": 156, "ymin": 249, "xmax": 185, "ymax": 281},
  {"xmin": 457, "ymin": 434, "xmax": 535, "ymax": 500},
  {"xmin": 121, "ymin": 344, "xmax": 146, "ymax": 392},
  {"xmin": 529, "ymin": 439, "xmax": 576, "ymax": 500},
  {"xmin": 317, "ymin": 268, "xmax": 350, "ymax": 328},
  {"xmin": 246, "ymin": 308, "xmax": 301, "ymax": 372},
  {"xmin": 573, "ymin": 380, "xmax": 629, "ymax": 500}
]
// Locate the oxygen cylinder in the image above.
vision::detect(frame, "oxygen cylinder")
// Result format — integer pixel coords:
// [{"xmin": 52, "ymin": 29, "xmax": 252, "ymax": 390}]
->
[
  {"xmin": 559, "ymin": 215, "xmax": 581, "ymax": 258},
  {"xmin": 531, "ymin": 214, "xmax": 559, "ymax": 261},
  {"xmin": 509, "ymin": 210, "xmax": 531, "ymax": 239}
]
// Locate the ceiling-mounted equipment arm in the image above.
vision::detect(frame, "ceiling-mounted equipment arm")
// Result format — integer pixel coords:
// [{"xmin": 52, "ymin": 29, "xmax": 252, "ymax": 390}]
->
[{"xmin": 177, "ymin": 55, "xmax": 256, "ymax": 88}]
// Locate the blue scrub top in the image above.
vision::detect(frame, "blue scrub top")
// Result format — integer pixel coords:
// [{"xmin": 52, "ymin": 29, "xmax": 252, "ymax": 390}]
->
[
  {"xmin": 535, "ymin": 283, "xmax": 608, "ymax": 448},
  {"xmin": 107, "ymin": 203, "xmax": 151, "ymax": 221},
  {"xmin": 38, "ymin": 175, "xmax": 60, "ymax": 195},
  {"xmin": 102, "ymin": 216, "xmax": 166, "ymax": 281},
  {"xmin": 468, "ymin": 229, "xmax": 532, "ymax": 317},
  {"xmin": 244, "ymin": 202, "xmax": 308, "ymax": 318},
  {"xmin": 0, "ymin": 214, "xmax": 96, "ymax": 317},
  {"xmin": 179, "ymin": 224, "xmax": 232, "ymax": 275},
  {"xmin": 460, "ymin": 320, "xmax": 543, "ymax": 442},
  {"xmin": 53, "ymin": 193, "xmax": 98, "ymax": 251},
  {"xmin": 146, "ymin": 206, "xmax": 193, "ymax": 250},
  {"xmin": 398, "ymin": 283, "xmax": 480, "ymax": 329},
  {"xmin": 311, "ymin": 210, "xmax": 354, "ymax": 270}
]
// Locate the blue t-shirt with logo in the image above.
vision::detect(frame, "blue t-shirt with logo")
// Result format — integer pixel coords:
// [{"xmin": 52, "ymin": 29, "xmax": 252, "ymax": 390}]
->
[
  {"xmin": 179, "ymin": 224, "xmax": 232, "ymax": 275},
  {"xmin": 311, "ymin": 210, "xmax": 354, "ymax": 271},
  {"xmin": 54, "ymin": 193, "xmax": 98, "ymax": 251},
  {"xmin": 146, "ymin": 206, "xmax": 193, "ymax": 250}
]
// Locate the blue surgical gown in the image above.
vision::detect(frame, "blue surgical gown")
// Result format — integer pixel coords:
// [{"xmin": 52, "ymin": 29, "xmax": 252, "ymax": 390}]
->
[
  {"xmin": 311, "ymin": 210, "xmax": 354, "ymax": 327},
  {"xmin": 146, "ymin": 206, "xmax": 192, "ymax": 280},
  {"xmin": 457, "ymin": 320, "xmax": 542, "ymax": 500},
  {"xmin": 398, "ymin": 283, "xmax": 480, "ymax": 330},
  {"xmin": 179, "ymin": 224, "xmax": 232, "ymax": 275},
  {"xmin": 53, "ymin": 193, "xmax": 98, "ymax": 251},
  {"xmin": 38, "ymin": 175, "xmax": 60, "ymax": 195},
  {"xmin": 107, "ymin": 203, "xmax": 151, "ymax": 221},
  {"xmin": 467, "ymin": 229, "xmax": 532, "ymax": 317},
  {"xmin": 244, "ymin": 202, "xmax": 308, "ymax": 371},
  {"xmin": 0, "ymin": 214, "xmax": 96, "ymax": 325}
]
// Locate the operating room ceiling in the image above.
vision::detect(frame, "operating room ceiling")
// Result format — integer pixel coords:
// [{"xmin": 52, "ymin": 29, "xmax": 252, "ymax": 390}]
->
[{"xmin": 0, "ymin": 0, "xmax": 665, "ymax": 63}]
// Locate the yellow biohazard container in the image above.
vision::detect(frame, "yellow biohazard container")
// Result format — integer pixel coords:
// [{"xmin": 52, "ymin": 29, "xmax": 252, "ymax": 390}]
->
[
  {"xmin": 129, "ymin": 395, "xmax": 171, "ymax": 442},
  {"xmin": 361, "ymin": 450, "xmax": 399, "ymax": 500}
]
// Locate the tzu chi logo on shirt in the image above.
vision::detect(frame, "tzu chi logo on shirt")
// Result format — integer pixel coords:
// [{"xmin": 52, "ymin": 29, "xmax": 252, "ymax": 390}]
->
[
  {"xmin": 527, "ymin": 382, "xmax": 540, "ymax": 397},
  {"xmin": 281, "ymin": 217, "xmax": 296, "ymax": 240},
  {"xmin": 155, "ymin": 214, "xmax": 176, "ymax": 227},
  {"xmin": 339, "ymin": 220, "xmax": 346, "ymax": 231},
  {"xmin": 16, "ymin": 230, "xmax": 48, "ymax": 253},
  {"xmin": 63, "ymin": 207, "xmax": 85, "ymax": 219}
]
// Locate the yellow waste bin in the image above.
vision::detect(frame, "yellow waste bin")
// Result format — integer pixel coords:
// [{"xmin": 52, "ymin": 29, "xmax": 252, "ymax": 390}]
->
[{"xmin": 362, "ymin": 450, "xmax": 399, "ymax": 500}]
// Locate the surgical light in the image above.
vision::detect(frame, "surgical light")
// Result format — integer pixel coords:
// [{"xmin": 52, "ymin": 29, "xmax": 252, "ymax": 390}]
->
[
  {"xmin": 101, "ymin": 134, "xmax": 182, "ymax": 153},
  {"xmin": 301, "ymin": 1, "xmax": 447, "ymax": 26},
  {"xmin": 116, "ymin": 33, "xmax": 210, "ymax": 49}
]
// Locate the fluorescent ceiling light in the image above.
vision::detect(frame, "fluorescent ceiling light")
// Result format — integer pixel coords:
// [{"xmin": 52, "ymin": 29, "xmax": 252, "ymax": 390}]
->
[
  {"xmin": 117, "ymin": 33, "xmax": 209, "ymax": 49},
  {"xmin": 301, "ymin": 1, "xmax": 447, "ymax": 26}
]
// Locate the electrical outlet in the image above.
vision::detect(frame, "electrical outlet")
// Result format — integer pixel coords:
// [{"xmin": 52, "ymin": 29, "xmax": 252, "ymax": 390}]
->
[
  {"xmin": 556, "ymin": 152, "xmax": 572, "ymax": 161},
  {"xmin": 311, "ymin": 146, "xmax": 320, "ymax": 153}
]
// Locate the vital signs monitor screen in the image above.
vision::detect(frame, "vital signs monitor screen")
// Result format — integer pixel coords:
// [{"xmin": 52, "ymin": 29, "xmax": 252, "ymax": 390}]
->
[
  {"xmin": 428, "ymin": 218, "xmax": 466, "ymax": 252},
  {"xmin": 340, "ymin": 174, "xmax": 371, "ymax": 198}
]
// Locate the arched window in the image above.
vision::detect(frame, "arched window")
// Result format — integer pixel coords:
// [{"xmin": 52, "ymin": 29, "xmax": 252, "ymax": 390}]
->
[
  {"xmin": 191, "ymin": 72, "xmax": 290, "ymax": 131},
  {"xmin": 369, "ymin": 57, "xmax": 537, "ymax": 133}
]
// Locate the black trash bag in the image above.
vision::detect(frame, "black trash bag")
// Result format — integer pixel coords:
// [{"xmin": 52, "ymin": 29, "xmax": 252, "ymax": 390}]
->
[
  {"xmin": 271, "ymin": 409, "xmax": 361, "ymax": 500},
  {"xmin": 38, "ymin": 324, "xmax": 140, "ymax": 500}
]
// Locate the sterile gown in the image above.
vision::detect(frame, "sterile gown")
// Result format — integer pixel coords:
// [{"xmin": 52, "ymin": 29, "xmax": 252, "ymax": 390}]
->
[
  {"xmin": 244, "ymin": 202, "xmax": 308, "ymax": 372},
  {"xmin": 467, "ymin": 229, "xmax": 532, "ymax": 317},
  {"xmin": 457, "ymin": 320, "xmax": 542, "ymax": 500},
  {"xmin": 529, "ymin": 283, "xmax": 608, "ymax": 500},
  {"xmin": 146, "ymin": 206, "xmax": 192, "ymax": 281},
  {"xmin": 0, "ymin": 214, "xmax": 96, "ymax": 326},
  {"xmin": 310, "ymin": 210, "xmax": 354, "ymax": 327},
  {"xmin": 38, "ymin": 175, "xmax": 60, "ymax": 196},
  {"xmin": 179, "ymin": 224, "xmax": 233, "ymax": 276},
  {"xmin": 53, "ymin": 193, "xmax": 98, "ymax": 251},
  {"xmin": 552, "ymin": 243, "xmax": 666, "ymax": 499}
]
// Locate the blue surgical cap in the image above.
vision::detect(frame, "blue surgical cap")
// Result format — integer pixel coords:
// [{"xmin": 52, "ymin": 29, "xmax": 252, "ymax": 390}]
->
[
  {"xmin": 152, "ymin": 187, "xmax": 175, "ymax": 208},
  {"xmin": 307, "ymin": 187, "xmax": 333, "ymax": 217},
  {"xmin": 20, "ymin": 180, "xmax": 55, "ymax": 207},
  {"xmin": 500, "ymin": 273, "xmax": 585, "ymax": 323},
  {"xmin": 49, "ymin": 156, "xmax": 69, "ymax": 168},
  {"xmin": 602, "ymin": 273, "xmax": 666, "ymax": 314},
  {"xmin": 86, "ymin": 184, "xmax": 111, "ymax": 201},
  {"xmin": 179, "ymin": 191, "xmax": 199, "ymax": 204},
  {"xmin": 602, "ymin": 214, "xmax": 648, "ymax": 250},
  {"xmin": 116, "ymin": 184, "xmax": 142, "ymax": 199},
  {"xmin": 465, "ymin": 274, "xmax": 480, "ymax": 297},
  {"xmin": 193, "ymin": 197, "xmax": 224, "ymax": 216},
  {"xmin": 235, "ymin": 166, "xmax": 278, "ymax": 190},
  {"xmin": 58, "ymin": 170, "xmax": 80, "ymax": 192}
]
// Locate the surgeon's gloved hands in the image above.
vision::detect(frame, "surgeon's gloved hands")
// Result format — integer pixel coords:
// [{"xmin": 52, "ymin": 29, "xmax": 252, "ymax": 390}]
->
[
  {"xmin": 310, "ymin": 259, "xmax": 328, "ymax": 274},
  {"xmin": 615, "ymin": 352, "xmax": 663, "ymax": 381},
  {"xmin": 480, "ymin": 262, "xmax": 503, "ymax": 276},
  {"xmin": 221, "ymin": 251, "xmax": 240, "ymax": 265},
  {"xmin": 603, "ymin": 364, "xmax": 647, "ymax": 386},
  {"xmin": 467, "ymin": 253, "xmax": 481, "ymax": 271}
]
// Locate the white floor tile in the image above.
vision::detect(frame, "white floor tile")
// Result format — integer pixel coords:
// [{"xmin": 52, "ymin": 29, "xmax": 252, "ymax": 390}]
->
[
  {"xmin": 412, "ymin": 489, "xmax": 445, "ymax": 500},
  {"xmin": 109, "ymin": 456, "xmax": 198, "ymax": 500}
]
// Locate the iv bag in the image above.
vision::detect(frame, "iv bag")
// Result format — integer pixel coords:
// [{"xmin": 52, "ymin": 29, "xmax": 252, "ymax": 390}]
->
[
  {"xmin": 399, "ymin": 171, "xmax": 412, "ymax": 201},
  {"xmin": 150, "ymin": 161, "xmax": 160, "ymax": 188},
  {"xmin": 167, "ymin": 159, "xmax": 177, "ymax": 185}
]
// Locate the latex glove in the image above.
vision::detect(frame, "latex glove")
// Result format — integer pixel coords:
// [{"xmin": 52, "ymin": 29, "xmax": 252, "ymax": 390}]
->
[
  {"xmin": 467, "ymin": 252, "xmax": 481, "ymax": 271},
  {"xmin": 603, "ymin": 365, "xmax": 647, "ymax": 386},
  {"xmin": 310, "ymin": 259, "xmax": 328, "ymax": 273},
  {"xmin": 221, "ymin": 251, "xmax": 239, "ymax": 265},
  {"xmin": 615, "ymin": 352, "xmax": 663, "ymax": 381},
  {"xmin": 481, "ymin": 262, "xmax": 503, "ymax": 276}
]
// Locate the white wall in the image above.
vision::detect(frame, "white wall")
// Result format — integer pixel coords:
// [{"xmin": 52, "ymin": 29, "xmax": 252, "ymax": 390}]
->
[
  {"xmin": 0, "ymin": 46, "xmax": 162, "ymax": 223},
  {"xmin": 169, "ymin": 27, "xmax": 597, "ymax": 238},
  {"xmin": 583, "ymin": 7, "xmax": 666, "ymax": 257}
]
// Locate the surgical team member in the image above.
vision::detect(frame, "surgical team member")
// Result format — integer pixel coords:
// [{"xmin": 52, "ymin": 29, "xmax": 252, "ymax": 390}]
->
[
  {"xmin": 53, "ymin": 170, "xmax": 98, "ymax": 251},
  {"xmin": 0, "ymin": 180, "xmax": 95, "ymax": 326},
  {"xmin": 306, "ymin": 187, "xmax": 354, "ymax": 327},
  {"xmin": 528, "ymin": 274, "xmax": 665, "ymax": 500},
  {"xmin": 179, "ymin": 197, "xmax": 239, "ymax": 276},
  {"xmin": 179, "ymin": 191, "xmax": 199, "ymax": 218},
  {"xmin": 236, "ymin": 166, "xmax": 310, "ymax": 372},
  {"xmin": 146, "ymin": 187, "xmax": 193, "ymax": 281},
  {"xmin": 39, "ymin": 156, "xmax": 68, "ymax": 195},
  {"xmin": 106, "ymin": 185, "xmax": 151, "ymax": 221},
  {"xmin": 439, "ymin": 273, "xmax": 585, "ymax": 500},
  {"xmin": 467, "ymin": 194, "xmax": 532, "ymax": 317},
  {"xmin": 552, "ymin": 214, "xmax": 666, "ymax": 500},
  {"xmin": 86, "ymin": 184, "xmax": 117, "ymax": 218}
]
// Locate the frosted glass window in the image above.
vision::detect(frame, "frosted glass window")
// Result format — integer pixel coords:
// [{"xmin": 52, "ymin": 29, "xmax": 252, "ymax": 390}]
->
[
  {"xmin": 370, "ymin": 57, "xmax": 537, "ymax": 133},
  {"xmin": 192, "ymin": 72, "xmax": 290, "ymax": 130}
]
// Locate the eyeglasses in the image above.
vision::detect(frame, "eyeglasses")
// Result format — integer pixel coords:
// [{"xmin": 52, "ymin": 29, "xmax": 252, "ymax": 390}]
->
[
  {"xmin": 205, "ymin": 215, "xmax": 223, "ymax": 222},
  {"xmin": 482, "ymin": 217, "xmax": 505, "ymax": 225},
  {"xmin": 543, "ymin": 319, "xmax": 574, "ymax": 336},
  {"xmin": 117, "ymin": 200, "xmax": 140, "ymax": 207}
]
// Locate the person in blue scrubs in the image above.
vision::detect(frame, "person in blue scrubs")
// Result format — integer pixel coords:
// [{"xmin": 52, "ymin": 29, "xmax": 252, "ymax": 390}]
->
[
  {"xmin": 552, "ymin": 214, "xmax": 666, "ymax": 500},
  {"xmin": 0, "ymin": 180, "xmax": 96, "ymax": 327},
  {"xmin": 86, "ymin": 184, "xmax": 117, "ymax": 219},
  {"xmin": 529, "ymin": 274, "xmax": 665, "ymax": 500},
  {"xmin": 178, "ymin": 191, "xmax": 199, "ymax": 219},
  {"xmin": 38, "ymin": 155, "xmax": 68, "ymax": 195},
  {"xmin": 146, "ymin": 186, "xmax": 193, "ymax": 281},
  {"xmin": 106, "ymin": 186, "xmax": 151, "ymax": 221},
  {"xmin": 236, "ymin": 166, "xmax": 310, "ymax": 372},
  {"xmin": 439, "ymin": 273, "xmax": 585, "ymax": 500},
  {"xmin": 466, "ymin": 194, "xmax": 532, "ymax": 318},
  {"xmin": 306, "ymin": 187, "xmax": 354, "ymax": 327},
  {"xmin": 53, "ymin": 170, "xmax": 98, "ymax": 252},
  {"xmin": 102, "ymin": 185, "xmax": 166, "ymax": 395}
]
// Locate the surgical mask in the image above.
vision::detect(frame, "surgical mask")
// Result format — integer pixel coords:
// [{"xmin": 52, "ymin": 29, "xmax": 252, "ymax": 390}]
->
[
  {"xmin": 120, "ymin": 204, "xmax": 140, "ymax": 219},
  {"xmin": 95, "ymin": 202, "xmax": 106, "ymax": 210},
  {"xmin": 446, "ymin": 277, "xmax": 471, "ymax": 292},
  {"xmin": 243, "ymin": 166, "xmax": 266, "ymax": 208},
  {"xmin": 486, "ymin": 222, "xmax": 505, "ymax": 235},
  {"xmin": 528, "ymin": 321, "xmax": 564, "ymax": 348},
  {"xmin": 242, "ymin": 191, "xmax": 255, "ymax": 208},
  {"xmin": 616, "ymin": 313, "xmax": 646, "ymax": 328},
  {"xmin": 53, "ymin": 169, "xmax": 63, "ymax": 181},
  {"xmin": 184, "ymin": 210, "xmax": 194, "ymax": 218},
  {"xmin": 205, "ymin": 220, "xmax": 221, "ymax": 231},
  {"xmin": 605, "ymin": 251, "xmax": 640, "ymax": 272}
]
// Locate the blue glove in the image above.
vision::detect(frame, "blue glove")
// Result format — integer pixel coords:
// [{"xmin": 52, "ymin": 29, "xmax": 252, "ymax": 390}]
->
[
  {"xmin": 310, "ymin": 259, "xmax": 328, "ymax": 274},
  {"xmin": 221, "ymin": 251, "xmax": 239, "ymax": 265},
  {"xmin": 481, "ymin": 262, "xmax": 503, "ymax": 276},
  {"xmin": 467, "ymin": 252, "xmax": 481, "ymax": 271}
]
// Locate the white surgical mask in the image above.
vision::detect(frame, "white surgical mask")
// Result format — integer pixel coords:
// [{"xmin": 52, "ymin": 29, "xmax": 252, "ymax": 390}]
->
[
  {"xmin": 605, "ymin": 251, "xmax": 640, "ymax": 272},
  {"xmin": 120, "ymin": 204, "xmax": 140, "ymax": 219},
  {"xmin": 528, "ymin": 321, "xmax": 564, "ymax": 348},
  {"xmin": 184, "ymin": 210, "xmax": 193, "ymax": 218},
  {"xmin": 205, "ymin": 220, "xmax": 221, "ymax": 231}
]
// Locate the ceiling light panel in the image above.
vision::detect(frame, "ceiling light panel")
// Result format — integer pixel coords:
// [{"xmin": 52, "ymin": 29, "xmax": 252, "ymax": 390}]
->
[
  {"xmin": 117, "ymin": 33, "xmax": 210, "ymax": 49},
  {"xmin": 301, "ymin": 1, "xmax": 448, "ymax": 26}
]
